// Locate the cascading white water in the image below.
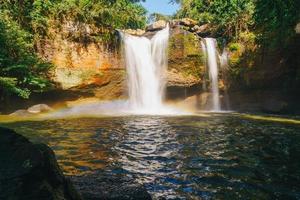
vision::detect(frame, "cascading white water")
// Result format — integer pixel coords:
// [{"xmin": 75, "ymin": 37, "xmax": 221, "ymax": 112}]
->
[
  {"xmin": 203, "ymin": 38, "xmax": 221, "ymax": 111},
  {"xmin": 219, "ymin": 49, "xmax": 229, "ymax": 70},
  {"xmin": 200, "ymin": 41, "xmax": 207, "ymax": 91},
  {"xmin": 122, "ymin": 25, "xmax": 170, "ymax": 113}
]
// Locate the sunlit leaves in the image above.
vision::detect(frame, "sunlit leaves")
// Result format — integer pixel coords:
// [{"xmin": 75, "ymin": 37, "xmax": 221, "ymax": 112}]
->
[{"xmin": 0, "ymin": 12, "xmax": 51, "ymax": 99}]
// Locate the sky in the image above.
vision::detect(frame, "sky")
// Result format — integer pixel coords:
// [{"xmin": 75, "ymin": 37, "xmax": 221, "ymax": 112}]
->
[{"xmin": 141, "ymin": 0, "xmax": 180, "ymax": 16}]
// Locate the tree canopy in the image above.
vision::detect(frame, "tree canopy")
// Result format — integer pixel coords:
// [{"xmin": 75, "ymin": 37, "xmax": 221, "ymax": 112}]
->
[{"xmin": 174, "ymin": 0, "xmax": 300, "ymax": 44}]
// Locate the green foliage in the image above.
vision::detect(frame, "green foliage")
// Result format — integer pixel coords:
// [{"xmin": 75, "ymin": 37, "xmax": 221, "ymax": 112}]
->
[
  {"xmin": 229, "ymin": 43, "xmax": 242, "ymax": 52},
  {"xmin": 0, "ymin": 0, "xmax": 147, "ymax": 44},
  {"xmin": 0, "ymin": 77, "xmax": 30, "ymax": 99},
  {"xmin": 50, "ymin": 0, "xmax": 147, "ymax": 29},
  {"xmin": 254, "ymin": 0, "xmax": 300, "ymax": 46},
  {"xmin": 175, "ymin": 0, "xmax": 299, "ymax": 46},
  {"xmin": 0, "ymin": 0, "xmax": 147, "ymax": 100},
  {"xmin": 0, "ymin": 12, "xmax": 51, "ymax": 99},
  {"xmin": 175, "ymin": 0, "xmax": 255, "ymax": 40}
]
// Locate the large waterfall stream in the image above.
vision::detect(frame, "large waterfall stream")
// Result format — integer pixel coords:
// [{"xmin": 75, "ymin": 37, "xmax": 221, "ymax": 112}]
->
[{"xmin": 122, "ymin": 25, "xmax": 170, "ymax": 114}]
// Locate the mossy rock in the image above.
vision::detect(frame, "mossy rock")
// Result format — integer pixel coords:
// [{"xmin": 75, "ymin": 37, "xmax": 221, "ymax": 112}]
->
[{"xmin": 168, "ymin": 26, "xmax": 205, "ymax": 83}]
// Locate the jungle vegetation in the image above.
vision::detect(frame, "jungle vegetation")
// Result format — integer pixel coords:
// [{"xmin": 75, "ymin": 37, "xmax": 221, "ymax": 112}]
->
[{"xmin": 0, "ymin": 0, "xmax": 146, "ymax": 100}]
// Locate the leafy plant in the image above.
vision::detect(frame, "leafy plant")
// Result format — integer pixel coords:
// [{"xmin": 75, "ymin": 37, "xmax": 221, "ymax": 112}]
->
[{"xmin": 0, "ymin": 12, "xmax": 52, "ymax": 99}]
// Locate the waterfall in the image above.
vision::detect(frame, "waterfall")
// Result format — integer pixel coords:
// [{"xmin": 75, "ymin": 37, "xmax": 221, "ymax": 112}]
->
[
  {"xmin": 219, "ymin": 49, "xmax": 229, "ymax": 70},
  {"xmin": 122, "ymin": 25, "xmax": 169, "ymax": 113},
  {"xmin": 203, "ymin": 38, "xmax": 221, "ymax": 111},
  {"xmin": 200, "ymin": 41, "xmax": 207, "ymax": 91}
]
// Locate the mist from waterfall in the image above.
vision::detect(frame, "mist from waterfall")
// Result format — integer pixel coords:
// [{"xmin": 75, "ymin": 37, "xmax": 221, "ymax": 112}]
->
[
  {"xmin": 122, "ymin": 25, "xmax": 170, "ymax": 114},
  {"xmin": 203, "ymin": 38, "xmax": 221, "ymax": 111}
]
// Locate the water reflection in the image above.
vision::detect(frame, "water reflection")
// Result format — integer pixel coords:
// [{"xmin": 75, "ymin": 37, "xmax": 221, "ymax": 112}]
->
[
  {"xmin": 1, "ymin": 114, "xmax": 300, "ymax": 199},
  {"xmin": 113, "ymin": 117, "xmax": 181, "ymax": 198}
]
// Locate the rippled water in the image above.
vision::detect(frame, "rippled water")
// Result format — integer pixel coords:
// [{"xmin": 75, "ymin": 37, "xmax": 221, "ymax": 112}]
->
[{"xmin": 2, "ymin": 113, "xmax": 300, "ymax": 199}]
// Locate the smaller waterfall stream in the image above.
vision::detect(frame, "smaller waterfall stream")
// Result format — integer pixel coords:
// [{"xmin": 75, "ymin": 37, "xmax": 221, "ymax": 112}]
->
[{"xmin": 203, "ymin": 38, "xmax": 221, "ymax": 111}]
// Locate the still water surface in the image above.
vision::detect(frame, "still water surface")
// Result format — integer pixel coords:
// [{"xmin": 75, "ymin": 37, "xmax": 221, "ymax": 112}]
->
[{"xmin": 2, "ymin": 113, "xmax": 300, "ymax": 199}]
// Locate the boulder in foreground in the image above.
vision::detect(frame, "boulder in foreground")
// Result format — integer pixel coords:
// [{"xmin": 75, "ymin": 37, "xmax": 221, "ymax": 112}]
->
[{"xmin": 0, "ymin": 127, "xmax": 81, "ymax": 200}]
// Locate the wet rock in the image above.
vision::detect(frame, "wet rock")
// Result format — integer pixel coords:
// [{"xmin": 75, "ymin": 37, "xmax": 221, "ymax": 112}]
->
[
  {"xmin": 146, "ymin": 20, "xmax": 167, "ymax": 31},
  {"xmin": 194, "ymin": 24, "xmax": 210, "ymax": 34},
  {"xmin": 0, "ymin": 127, "xmax": 82, "ymax": 200},
  {"xmin": 295, "ymin": 23, "xmax": 300, "ymax": 34},
  {"xmin": 191, "ymin": 25, "xmax": 201, "ymax": 32},
  {"xmin": 71, "ymin": 171, "xmax": 152, "ymax": 200},
  {"xmin": 173, "ymin": 92, "xmax": 216, "ymax": 111},
  {"xmin": 143, "ymin": 31, "xmax": 158, "ymax": 39},
  {"xmin": 9, "ymin": 109, "xmax": 33, "ymax": 117},
  {"xmin": 178, "ymin": 18, "xmax": 197, "ymax": 27},
  {"xmin": 123, "ymin": 29, "xmax": 145, "ymax": 36},
  {"xmin": 27, "ymin": 104, "xmax": 53, "ymax": 114},
  {"xmin": 167, "ymin": 26, "xmax": 204, "ymax": 89},
  {"xmin": 9, "ymin": 104, "xmax": 53, "ymax": 117},
  {"xmin": 167, "ymin": 68, "xmax": 200, "ymax": 87}
]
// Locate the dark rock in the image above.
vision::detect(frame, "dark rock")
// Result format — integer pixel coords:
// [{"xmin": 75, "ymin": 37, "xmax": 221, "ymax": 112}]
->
[
  {"xmin": 194, "ymin": 24, "xmax": 211, "ymax": 36},
  {"xmin": 71, "ymin": 171, "xmax": 152, "ymax": 200},
  {"xmin": 0, "ymin": 127, "xmax": 81, "ymax": 200},
  {"xmin": 143, "ymin": 31, "xmax": 158, "ymax": 39},
  {"xmin": 227, "ymin": 90, "xmax": 297, "ymax": 114},
  {"xmin": 262, "ymin": 99, "xmax": 288, "ymax": 114}
]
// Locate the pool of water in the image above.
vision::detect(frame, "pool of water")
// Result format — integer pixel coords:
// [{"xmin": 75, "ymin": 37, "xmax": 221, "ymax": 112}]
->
[{"xmin": 1, "ymin": 113, "xmax": 300, "ymax": 199}]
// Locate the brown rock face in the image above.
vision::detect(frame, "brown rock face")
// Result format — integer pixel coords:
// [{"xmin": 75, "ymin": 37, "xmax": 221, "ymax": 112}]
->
[
  {"xmin": 178, "ymin": 18, "xmax": 198, "ymax": 27},
  {"xmin": 41, "ymin": 21, "xmax": 207, "ymax": 102},
  {"xmin": 40, "ymin": 26, "xmax": 126, "ymax": 101},
  {"xmin": 168, "ymin": 26, "xmax": 205, "ymax": 88}
]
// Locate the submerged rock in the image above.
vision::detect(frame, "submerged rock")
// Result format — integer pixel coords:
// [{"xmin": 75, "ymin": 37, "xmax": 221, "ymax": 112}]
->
[
  {"xmin": 27, "ymin": 104, "xmax": 53, "ymax": 114},
  {"xmin": 9, "ymin": 109, "xmax": 34, "ymax": 117},
  {"xmin": 0, "ymin": 127, "xmax": 81, "ymax": 200},
  {"xmin": 71, "ymin": 171, "xmax": 152, "ymax": 200},
  {"xmin": 9, "ymin": 104, "xmax": 53, "ymax": 117}
]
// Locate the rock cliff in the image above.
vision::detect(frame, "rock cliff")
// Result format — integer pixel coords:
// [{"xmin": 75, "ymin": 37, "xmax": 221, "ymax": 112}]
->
[{"xmin": 39, "ymin": 20, "xmax": 206, "ymax": 103}]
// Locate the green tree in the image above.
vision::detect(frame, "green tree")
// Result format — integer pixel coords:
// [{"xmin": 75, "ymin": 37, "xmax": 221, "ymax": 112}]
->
[
  {"xmin": 0, "ymin": 12, "xmax": 51, "ymax": 99},
  {"xmin": 174, "ymin": 0, "xmax": 254, "ymax": 40},
  {"xmin": 254, "ymin": 0, "xmax": 300, "ymax": 46},
  {"xmin": 0, "ymin": 0, "xmax": 147, "ymax": 101}
]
